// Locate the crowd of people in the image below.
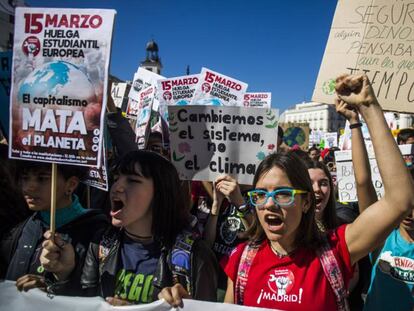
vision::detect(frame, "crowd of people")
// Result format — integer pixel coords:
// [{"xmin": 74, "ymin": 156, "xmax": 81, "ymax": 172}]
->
[{"xmin": 1, "ymin": 74, "xmax": 414, "ymax": 311}]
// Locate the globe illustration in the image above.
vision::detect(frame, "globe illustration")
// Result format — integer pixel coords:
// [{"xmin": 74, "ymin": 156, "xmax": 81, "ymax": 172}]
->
[
  {"xmin": 283, "ymin": 127, "xmax": 306, "ymax": 147},
  {"xmin": 18, "ymin": 61, "xmax": 96, "ymax": 104}
]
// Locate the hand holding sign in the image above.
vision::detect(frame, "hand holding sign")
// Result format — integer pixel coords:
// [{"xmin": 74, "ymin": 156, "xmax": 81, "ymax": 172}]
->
[{"xmin": 335, "ymin": 74, "xmax": 379, "ymax": 108}]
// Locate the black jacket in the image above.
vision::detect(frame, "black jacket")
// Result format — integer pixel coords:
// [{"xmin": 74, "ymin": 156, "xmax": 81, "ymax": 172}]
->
[
  {"xmin": 80, "ymin": 226, "xmax": 218, "ymax": 302},
  {"xmin": 1, "ymin": 210, "xmax": 108, "ymax": 295}
]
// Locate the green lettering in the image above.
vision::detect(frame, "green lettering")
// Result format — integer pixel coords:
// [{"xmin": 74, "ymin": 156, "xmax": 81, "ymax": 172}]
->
[
  {"xmin": 128, "ymin": 274, "xmax": 144, "ymax": 301},
  {"xmin": 141, "ymin": 275, "xmax": 154, "ymax": 303}
]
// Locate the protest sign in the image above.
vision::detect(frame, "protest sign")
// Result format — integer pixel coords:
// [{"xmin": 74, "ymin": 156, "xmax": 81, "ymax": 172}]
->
[
  {"xmin": 157, "ymin": 74, "xmax": 199, "ymax": 121},
  {"xmin": 128, "ymin": 67, "xmax": 164, "ymax": 101},
  {"xmin": 323, "ymin": 132, "xmax": 338, "ymax": 148},
  {"xmin": 190, "ymin": 68, "xmax": 248, "ymax": 106},
  {"xmin": 0, "ymin": 281, "xmax": 280, "ymax": 311},
  {"xmin": 9, "ymin": 8, "xmax": 116, "ymax": 167},
  {"xmin": 82, "ymin": 142, "xmax": 108, "ymax": 191},
  {"xmin": 309, "ymin": 130, "xmax": 324, "ymax": 147},
  {"xmin": 0, "ymin": 51, "xmax": 12, "ymax": 138},
  {"xmin": 111, "ymin": 82, "xmax": 127, "ymax": 109},
  {"xmin": 313, "ymin": 0, "xmax": 414, "ymax": 113},
  {"xmin": 335, "ymin": 144, "xmax": 414, "ymax": 202},
  {"xmin": 279, "ymin": 123, "xmax": 310, "ymax": 150},
  {"xmin": 168, "ymin": 105, "xmax": 279, "ymax": 185},
  {"xmin": 135, "ymin": 85, "xmax": 155, "ymax": 149},
  {"xmin": 243, "ymin": 92, "xmax": 271, "ymax": 108}
]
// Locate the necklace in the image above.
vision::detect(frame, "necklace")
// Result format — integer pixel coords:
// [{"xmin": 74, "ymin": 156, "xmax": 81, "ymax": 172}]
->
[
  {"xmin": 269, "ymin": 242, "xmax": 295, "ymax": 258},
  {"xmin": 124, "ymin": 230, "xmax": 153, "ymax": 241}
]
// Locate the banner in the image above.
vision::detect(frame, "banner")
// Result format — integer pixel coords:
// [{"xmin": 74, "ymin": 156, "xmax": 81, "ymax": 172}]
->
[
  {"xmin": 190, "ymin": 68, "xmax": 248, "ymax": 106},
  {"xmin": 0, "ymin": 51, "xmax": 12, "ymax": 138},
  {"xmin": 110, "ymin": 82, "xmax": 127, "ymax": 109},
  {"xmin": 279, "ymin": 123, "xmax": 310, "ymax": 150},
  {"xmin": 168, "ymin": 105, "xmax": 279, "ymax": 185},
  {"xmin": 9, "ymin": 8, "xmax": 116, "ymax": 167},
  {"xmin": 335, "ymin": 144, "xmax": 414, "ymax": 202},
  {"xmin": 82, "ymin": 142, "xmax": 108, "ymax": 191},
  {"xmin": 135, "ymin": 85, "xmax": 155, "ymax": 149},
  {"xmin": 243, "ymin": 92, "xmax": 271, "ymax": 108},
  {"xmin": 0, "ymin": 281, "xmax": 280, "ymax": 311},
  {"xmin": 313, "ymin": 0, "xmax": 414, "ymax": 113},
  {"xmin": 157, "ymin": 74, "xmax": 199, "ymax": 121}
]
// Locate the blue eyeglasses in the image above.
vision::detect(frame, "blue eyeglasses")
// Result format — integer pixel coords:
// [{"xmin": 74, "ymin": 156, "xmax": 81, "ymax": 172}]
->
[{"xmin": 247, "ymin": 188, "xmax": 307, "ymax": 208}]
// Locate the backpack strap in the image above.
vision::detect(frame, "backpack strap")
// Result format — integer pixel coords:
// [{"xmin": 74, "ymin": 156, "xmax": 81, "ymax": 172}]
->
[
  {"xmin": 169, "ymin": 230, "xmax": 195, "ymax": 296},
  {"xmin": 235, "ymin": 243, "xmax": 260, "ymax": 305},
  {"xmin": 316, "ymin": 234, "xmax": 350, "ymax": 311}
]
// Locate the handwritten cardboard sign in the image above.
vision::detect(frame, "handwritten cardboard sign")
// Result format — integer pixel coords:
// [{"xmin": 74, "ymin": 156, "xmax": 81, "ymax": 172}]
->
[
  {"xmin": 335, "ymin": 144, "xmax": 414, "ymax": 202},
  {"xmin": 313, "ymin": 0, "xmax": 414, "ymax": 113},
  {"xmin": 243, "ymin": 92, "xmax": 271, "ymax": 108},
  {"xmin": 168, "ymin": 105, "xmax": 279, "ymax": 184},
  {"xmin": 9, "ymin": 8, "xmax": 116, "ymax": 167},
  {"xmin": 190, "ymin": 68, "xmax": 248, "ymax": 106}
]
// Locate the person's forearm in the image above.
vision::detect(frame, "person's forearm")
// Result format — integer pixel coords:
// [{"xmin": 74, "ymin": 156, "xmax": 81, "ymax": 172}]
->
[
  {"xmin": 350, "ymin": 119, "xmax": 377, "ymax": 212},
  {"xmin": 360, "ymin": 104, "xmax": 414, "ymax": 211}
]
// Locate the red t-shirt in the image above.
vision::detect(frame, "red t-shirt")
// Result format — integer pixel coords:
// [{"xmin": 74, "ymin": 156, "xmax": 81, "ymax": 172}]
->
[{"xmin": 224, "ymin": 225, "xmax": 353, "ymax": 311}]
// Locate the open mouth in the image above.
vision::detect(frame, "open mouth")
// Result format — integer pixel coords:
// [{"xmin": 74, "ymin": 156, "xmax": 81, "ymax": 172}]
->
[
  {"xmin": 264, "ymin": 214, "xmax": 283, "ymax": 229},
  {"xmin": 315, "ymin": 197, "xmax": 323, "ymax": 208},
  {"xmin": 111, "ymin": 198, "xmax": 124, "ymax": 213}
]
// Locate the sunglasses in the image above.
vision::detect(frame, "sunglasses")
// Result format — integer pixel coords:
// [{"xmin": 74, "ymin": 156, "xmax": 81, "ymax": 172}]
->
[{"xmin": 247, "ymin": 188, "xmax": 307, "ymax": 209}]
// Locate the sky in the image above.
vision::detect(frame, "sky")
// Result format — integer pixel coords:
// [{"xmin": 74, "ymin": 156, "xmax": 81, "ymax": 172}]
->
[{"xmin": 27, "ymin": 0, "xmax": 338, "ymax": 113}]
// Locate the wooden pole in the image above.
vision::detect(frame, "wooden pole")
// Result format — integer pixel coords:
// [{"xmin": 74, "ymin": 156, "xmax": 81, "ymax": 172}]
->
[{"xmin": 50, "ymin": 163, "xmax": 57, "ymax": 236}]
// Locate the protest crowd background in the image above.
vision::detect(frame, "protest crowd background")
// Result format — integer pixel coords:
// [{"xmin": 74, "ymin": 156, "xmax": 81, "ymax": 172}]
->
[{"xmin": 1, "ymin": 1, "xmax": 414, "ymax": 311}]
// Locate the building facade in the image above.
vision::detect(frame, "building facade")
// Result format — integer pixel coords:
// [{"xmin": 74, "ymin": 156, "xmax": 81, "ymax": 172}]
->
[{"xmin": 282, "ymin": 101, "xmax": 346, "ymax": 132}]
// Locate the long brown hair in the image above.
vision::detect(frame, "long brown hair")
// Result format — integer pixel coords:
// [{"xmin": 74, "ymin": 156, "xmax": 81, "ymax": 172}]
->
[
  {"xmin": 246, "ymin": 152, "xmax": 322, "ymax": 250},
  {"xmin": 304, "ymin": 159, "xmax": 338, "ymax": 231}
]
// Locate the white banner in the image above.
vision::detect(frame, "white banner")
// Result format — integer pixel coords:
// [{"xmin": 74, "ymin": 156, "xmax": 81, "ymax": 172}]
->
[
  {"xmin": 0, "ymin": 281, "xmax": 280, "ymax": 311},
  {"xmin": 243, "ymin": 92, "xmax": 271, "ymax": 108},
  {"xmin": 335, "ymin": 144, "xmax": 414, "ymax": 202},
  {"xmin": 9, "ymin": 8, "xmax": 116, "ymax": 167},
  {"xmin": 168, "ymin": 105, "xmax": 279, "ymax": 185},
  {"xmin": 111, "ymin": 82, "xmax": 127, "ymax": 109},
  {"xmin": 190, "ymin": 68, "xmax": 248, "ymax": 106}
]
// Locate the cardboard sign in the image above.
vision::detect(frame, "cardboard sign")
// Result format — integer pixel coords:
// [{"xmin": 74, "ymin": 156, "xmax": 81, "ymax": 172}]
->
[
  {"xmin": 168, "ymin": 105, "xmax": 279, "ymax": 184},
  {"xmin": 243, "ymin": 92, "xmax": 271, "ymax": 108},
  {"xmin": 0, "ymin": 51, "xmax": 11, "ymax": 138},
  {"xmin": 9, "ymin": 8, "xmax": 116, "ymax": 167},
  {"xmin": 280, "ymin": 123, "xmax": 310, "ymax": 150},
  {"xmin": 313, "ymin": 0, "xmax": 414, "ymax": 113},
  {"xmin": 135, "ymin": 85, "xmax": 155, "ymax": 149},
  {"xmin": 309, "ymin": 130, "xmax": 325, "ymax": 147},
  {"xmin": 157, "ymin": 74, "xmax": 199, "ymax": 122},
  {"xmin": 111, "ymin": 82, "xmax": 127, "ymax": 109},
  {"xmin": 335, "ymin": 144, "xmax": 414, "ymax": 202},
  {"xmin": 190, "ymin": 68, "xmax": 248, "ymax": 106}
]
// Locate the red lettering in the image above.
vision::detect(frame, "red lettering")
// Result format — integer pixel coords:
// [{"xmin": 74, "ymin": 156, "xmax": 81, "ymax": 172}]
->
[
  {"xmin": 70, "ymin": 15, "xmax": 80, "ymax": 28},
  {"xmin": 89, "ymin": 15, "xmax": 102, "ymax": 28},
  {"xmin": 80, "ymin": 15, "xmax": 90, "ymax": 28},
  {"xmin": 162, "ymin": 81, "xmax": 171, "ymax": 91},
  {"xmin": 45, "ymin": 14, "xmax": 58, "ymax": 28},
  {"xmin": 24, "ymin": 13, "xmax": 43, "ymax": 34},
  {"xmin": 58, "ymin": 14, "xmax": 69, "ymax": 28}
]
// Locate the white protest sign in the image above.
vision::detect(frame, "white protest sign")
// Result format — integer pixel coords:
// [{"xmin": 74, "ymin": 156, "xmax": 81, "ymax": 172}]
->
[
  {"xmin": 111, "ymin": 82, "xmax": 127, "ymax": 108},
  {"xmin": 324, "ymin": 132, "xmax": 338, "ymax": 148},
  {"xmin": 157, "ymin": 74, "xmax": 199, "ymax": 121},
  {"xmin": 313, "ymin": 0, "xmax": 414, "ymax": 113},
  {"xmin": 309, "ymin": 130, "xmax": 324, "ymax": 147},
  {"xmin": 83, "ymin": 141, "xmax": 108, "ymax": 191},
  {"xmin": 135, "ymin": 85, "xmax": 155, "ymax": 149},
  {"xmin": 9, "ymin": 8, "xmax": 116, "ymax": 167},
  {"xmin": 168, "ymin": 105, "xmax": 279, "ymax": 185},
  {"xmin": 243, "ymin": 92, "xmax": 271, "ymax": 108},
  {"xmin": 128, "ymin": 67, "xmax": 164, "ymax": 100},
  {"xmin": 0, "ymin": 281, "xmax": 281, "ymax": 311},
  {"xmin": 335, "ymin": 144, "xmax": 414, "ymax": 202},
  {"xmin": 190, "ymin": 68, "xmax": 248, "ymax": 106}
]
